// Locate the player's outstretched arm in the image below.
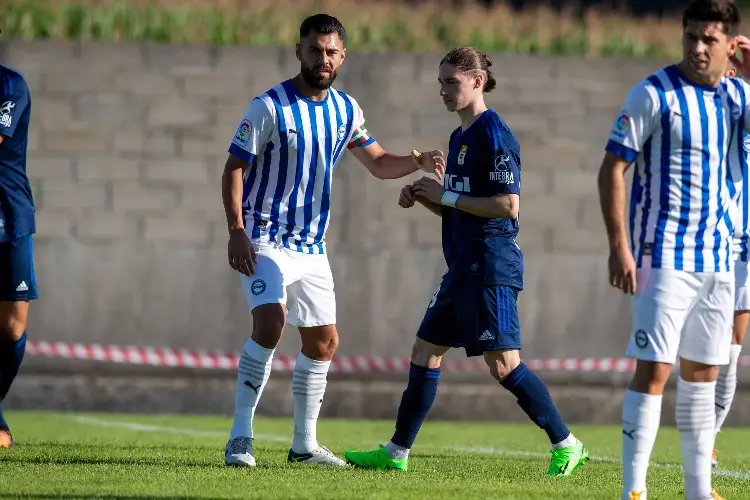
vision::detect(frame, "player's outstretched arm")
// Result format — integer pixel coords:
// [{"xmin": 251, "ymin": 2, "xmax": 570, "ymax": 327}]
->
[{"xmin": 350, "ymin": 142, "xmax": 445, "ymax": 180}]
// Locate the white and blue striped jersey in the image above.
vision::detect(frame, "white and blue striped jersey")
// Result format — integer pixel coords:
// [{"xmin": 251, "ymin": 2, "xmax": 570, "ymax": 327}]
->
[
  {"xmin": 605, "ymin": 64, "xmax": 750, "ymax": 272},
  {"xmin": 727, "ymin": 129, "xmax": 750, "ymax": 262},
  {"xmin": 228, "ymin": 79, "xmax": 375, "ymax": 254}
]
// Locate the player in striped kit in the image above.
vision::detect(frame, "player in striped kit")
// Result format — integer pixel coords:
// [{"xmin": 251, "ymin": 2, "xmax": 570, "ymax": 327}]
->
[
  {"xmin": 712, "ymin": 62, "xmax": 749, "ymax": 469},
  {"xmin": 221, "ymin": 13, "xmax": 445, "ymax": 468},
  {"xmin": 597, "ymin": 1, "xmax": 750, "ymax": 498}
]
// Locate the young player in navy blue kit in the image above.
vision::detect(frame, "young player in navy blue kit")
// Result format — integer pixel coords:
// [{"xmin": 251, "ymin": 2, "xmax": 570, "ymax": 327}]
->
[
  {"xmin": 0, "ymin": 62, "xmax": 36, "ymax": 447},
  {"xmin": 344, "ymin": 46, "xmax": 589, "ymax": 476}
]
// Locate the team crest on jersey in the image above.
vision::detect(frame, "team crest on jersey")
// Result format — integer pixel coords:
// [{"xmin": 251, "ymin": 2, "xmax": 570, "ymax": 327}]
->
[
  {"xmin": 490, "ymin": 154, "xmax": 514, "ymax": 184},
  {"xmin": 611, "ymin": 113, "xmax": 630, "ymax": 138},
  {"xmin": 337, "ymin": 124, "xmax": 346, "ymax": 141},
  {"xmin": 233, "ymin": 119, "xmax": 251, "ymax": 147},
  {"xmin": 0, "ymin": 101, "xmax": 14, "ymax": 128},
  {"xmin": 457, "ymin": 145, "xmax": 468, "ymax": 165},
  {"xmin": 743, "ymin": 136, "xmax": 750, "ymax": 153}
]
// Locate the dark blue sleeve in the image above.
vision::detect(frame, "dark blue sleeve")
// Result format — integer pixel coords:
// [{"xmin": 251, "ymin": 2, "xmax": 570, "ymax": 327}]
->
[
  {"xmin": 0, "ymin": 73, "xmax": 29, "ymax": 139},
  {"xmin": 484, "ymin": 122, "xmax": 521, "ymax": 196}
]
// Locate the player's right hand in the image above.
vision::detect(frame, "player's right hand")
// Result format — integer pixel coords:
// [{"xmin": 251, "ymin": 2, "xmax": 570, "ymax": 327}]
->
[
  {"xmin": 608, "ymin": 246, "xmax": 637, "ymax": 295},
  {"xmin": 399, "ymin": 184, "xmax": 417, "ymax": 208},
  {"xmin": 228, "ymin": 228, "xmax": 257, "ymax": 276}
]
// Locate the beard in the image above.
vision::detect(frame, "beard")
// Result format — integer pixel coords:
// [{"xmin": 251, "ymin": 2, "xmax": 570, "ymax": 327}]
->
[{"xmin": 300, "ymin": 64, "xmax": 338, "ymax": 90}]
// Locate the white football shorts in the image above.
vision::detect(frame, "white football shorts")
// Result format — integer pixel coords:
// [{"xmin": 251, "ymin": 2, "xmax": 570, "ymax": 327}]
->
[
  {"xmin": 240, "ymin": 239, "xmax": 336, "ymax": 327},
  {"xmin": 626, "ymin": 257, "xmax": 734, "ymax": 366},
  {"xmin": 734, "ymin": 259, "xmax": 750, "ymax": 312}
]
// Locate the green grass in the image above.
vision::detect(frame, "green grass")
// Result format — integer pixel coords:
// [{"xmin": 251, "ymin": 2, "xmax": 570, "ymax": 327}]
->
[
  {"xmin": 0, "ymin": 411, "xmax": 748, "ymax": 499},
  {"xmin": 0, "ymin": 0, "xmax": 711, "ymax": 59}
]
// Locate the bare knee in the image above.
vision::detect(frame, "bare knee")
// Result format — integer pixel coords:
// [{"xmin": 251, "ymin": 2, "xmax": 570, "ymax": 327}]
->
[
  {"xmin": 680, "ymin": 358, "xmax": 719, "ymax": 383},
  {"xmin": 629, "ymin": 360, "xmax": 672, "ymax": 394},
  {"xmin": 299, "ymin": 325, "xmax": 339, "ymax": 361},
  {"xmin": 484, "ymin": 350, "xmax": 521, "ymax": 382},
  {"xmin": 251, "ymin": 304, "xmax": 286, "ymax": 349},
  {"xmin": 0, "ymin": 302, "xmax": 29, "ymax": 341},
  {"xmin": 733, "ymin": 311, "xmax": 749, "ymax": 345},
  {"xmin": 411, "ymin": 338, "xmax": 450, "ymax": 369}
]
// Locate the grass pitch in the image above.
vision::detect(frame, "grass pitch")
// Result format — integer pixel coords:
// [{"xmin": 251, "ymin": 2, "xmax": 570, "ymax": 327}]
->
[{"xmin": 0, "ymin": 411, "xmax": 748, "ymax": 499}]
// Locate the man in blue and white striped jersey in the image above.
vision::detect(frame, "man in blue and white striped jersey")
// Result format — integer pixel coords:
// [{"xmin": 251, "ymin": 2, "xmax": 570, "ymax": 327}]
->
[
  {"xmin": 597, "ymin": 1, "xmax": 750, "ymax": 498},
  {"xmin": 220, "ymin": 13, "xmax": 445, "ymax": 468}
]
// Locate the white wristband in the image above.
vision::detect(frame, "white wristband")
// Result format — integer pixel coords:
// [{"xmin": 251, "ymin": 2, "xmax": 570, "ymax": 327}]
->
[{"xmin": 440, "ymin": 191, "xmax": 459, "ymax": 207}]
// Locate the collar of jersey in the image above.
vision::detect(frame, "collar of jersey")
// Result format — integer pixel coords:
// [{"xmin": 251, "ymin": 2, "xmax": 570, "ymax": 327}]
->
[
  {"xmin": 283, "ymin": 79, "xmax": 331, "ymax": 106},
  {"xmin": 667, "ymin": 64, "xmax": 720, "ymax": 93}
]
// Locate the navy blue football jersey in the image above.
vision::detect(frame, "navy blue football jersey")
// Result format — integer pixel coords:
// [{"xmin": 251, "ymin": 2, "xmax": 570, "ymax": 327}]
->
[
  {"xmin": 0, "ymin": 64, "xmax": 34, "ymax": 242},
  {"xmin": 441, "ymin": 109, "xmax": 523, "ymax": 289}
]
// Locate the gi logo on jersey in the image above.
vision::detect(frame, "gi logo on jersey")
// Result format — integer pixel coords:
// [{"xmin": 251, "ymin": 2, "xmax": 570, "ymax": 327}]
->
[
  {"xmin": 0, "ymin": 101, "xmax": 14, "ymax": 128},
  {"xmin": 233, "ymin": 119, "xmax": 251, "ymax": 147},
  {"xmin": 457, "ymin": 145, "xmax": 468, "ymax": 165},
  {"xmin": 611, "ymin": 113, "xmax": 630, "ymax": 139},
  {"xmin": 490, "ymin": 154, "xmax": 514, "ymax": 184}
]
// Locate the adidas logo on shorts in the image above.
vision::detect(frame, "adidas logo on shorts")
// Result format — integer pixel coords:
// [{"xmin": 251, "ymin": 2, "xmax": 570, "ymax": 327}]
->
[{"xmin": 15, "ymin": 281, "xmax": 28, "ymax": 292}]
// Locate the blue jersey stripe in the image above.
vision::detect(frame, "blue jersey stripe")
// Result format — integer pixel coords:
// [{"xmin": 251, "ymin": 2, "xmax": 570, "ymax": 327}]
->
[
  {"xmin": 280, "ymin": 81, "xmax": 306, "ymax": 252},
  {"xmin": 298, "ymin": 104, "xmax": 320, "ymax": 252},
  {"xmin": 330, "ymin": 94, "xmax": 346, "ymax": 168},
  {"xmin": 739, "ymin": 86, "xmax": 749, "ymax": 262},
  {"xmin": 711, "ymin": 92, "xmax": 726, "ymax": 272},
  {"xmin": 633, "ymin": 137, "xmax": 652, "ymax": 267},
  {"xmin": 266, "ymin": 89, "xmax": 289, "ymax": 244},
  {"xmin": 648, "ymin": 75, "xmax": 671, "ymax": 268},
  {"xmin": 250, "ymin": 141, "xmax": 275, "ymax": 240},
  {"xmin": 313, "ymin": 101, "xmax": 334, "ymax": 252},
  {"xmin": 333, "ymin": 92, "xmax": 355, "ymax": 165},
  {"xmin": 693, "ymin": 90, "xmax": 711, "ymax": 271},
  {"xmin": 665, "ymin": 69, "xmax": 692, "ymax": 271}
]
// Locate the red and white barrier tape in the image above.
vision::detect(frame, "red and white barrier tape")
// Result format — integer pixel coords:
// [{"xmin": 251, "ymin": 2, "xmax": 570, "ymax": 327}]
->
[{"xmin": 25, "ymin": 341, "xmax": 750, "ymax": 374}]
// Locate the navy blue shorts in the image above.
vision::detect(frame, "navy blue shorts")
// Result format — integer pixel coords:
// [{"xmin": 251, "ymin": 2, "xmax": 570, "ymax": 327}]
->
[
  {"xmin": 416, "ymin": 275, "xmax": 521, "ymax": 357},
  {"xmin": 0, "ymin": 235, "xmax": 38, "ymax": 301}
]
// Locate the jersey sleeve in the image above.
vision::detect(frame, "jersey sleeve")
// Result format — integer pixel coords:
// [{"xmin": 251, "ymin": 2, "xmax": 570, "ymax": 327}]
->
[
  {"xmin": 604, "ymin": 81, "xmax": 659, "ymax": 164},
  {"xmin": 347, "ymin": 101, "xmax": 376, "ymax": 149},
  {"xmin": 228, "ymin": 97, "xmax": 275, "ymax": 165},
  {"xmin": 484, "ymin": 123, "xmax": 521, "ymax": 196},
  {"xmin": 0, "ymin": 73, "xmax": 29, "ymax": 139}
]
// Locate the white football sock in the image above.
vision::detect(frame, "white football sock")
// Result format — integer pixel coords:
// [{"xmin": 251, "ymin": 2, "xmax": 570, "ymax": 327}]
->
[
  {"xmin": 715, "ymin": 344, "xmax": 742, "ymax": 436},
  {"xmin": 291, "ymin": 353, "xmax": 330, "ymax": 454},
  {"xmin": 676, "ymin": 378, "xmax": 715, "ymax": 500},
  {"xmin": 552, "ymin": 432, "xmax": 577, "ymax": 449},
  {"xmin": 385, "ymin": 441, "xmax": 410, "ymax": 459},
  {"xmin": 229, "ymin": 339, "xmax": 275, "ymax": 440},
  {"xmin": 621, "ymin": 389, "xmax": 662, "ymax": 500}
]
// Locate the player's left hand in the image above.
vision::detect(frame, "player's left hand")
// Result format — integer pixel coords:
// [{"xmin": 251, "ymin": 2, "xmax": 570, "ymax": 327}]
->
[
  {"xmin": 411, "ymin": 149, "xmax": 446, "ymax": 180},
  {"xmin": 412, "ymin": 176, "xmax": 444, "ymax": 204},
  {"xmin": 731, "ymin": 35, "xmax": 750, "ymax": 79}
]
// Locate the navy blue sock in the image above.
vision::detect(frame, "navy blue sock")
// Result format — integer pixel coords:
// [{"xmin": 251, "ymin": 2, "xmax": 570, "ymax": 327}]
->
[
  {"xmin": 0, "ymin": 332, "xmax": 27, "ymax": 400},
  {"xmin": 500, "ymin": 362, "xmax": 570, "ymax": 445},
  {"xmin": 390, "ymin": 363, "xmax": 440, "ymax": 448}
]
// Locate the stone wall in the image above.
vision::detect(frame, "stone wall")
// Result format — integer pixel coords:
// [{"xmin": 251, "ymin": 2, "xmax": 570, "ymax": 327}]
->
[{"xmin": 0, "ymin": 41, "xmax": 671, "ymax": 361}]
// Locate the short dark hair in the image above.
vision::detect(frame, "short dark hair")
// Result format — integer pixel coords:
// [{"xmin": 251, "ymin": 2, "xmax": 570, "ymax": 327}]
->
[
  {"xmin": 682, "ymin": 0, "xmax": 741, "ymax": 35},
  {"xmin": 440, "ymin": 46, "xmax": 497, "ymax": 93},
  {"xmin": 299, "ymin": 14, "xmax": 347, "ymax": 43}
]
